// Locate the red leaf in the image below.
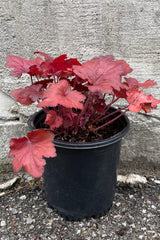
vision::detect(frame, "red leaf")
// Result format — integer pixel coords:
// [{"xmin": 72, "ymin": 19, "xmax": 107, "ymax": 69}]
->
[
  {"xmin": 8, "ymin": 129, "xmax": 56, "ymax": 178},
  {"xmin": 39, "ymin": 60, "xmax": 54, "ymax": 77},
  {"xmin": 88, "ymin": 82, "xmax": 114, "ymax": 94},
  {"xmin": 5, "ymin": 55, "xmax": 43, "ymax": 78},
  {"xmin": 34, "ymin": 51, "xmax": 54, "ymax": 62},
  {"xmin": 39, "ymin": 54, "xmax": 68, "ymax": 77},
  {"xmin": 70, "ymin": 77, "xmax": 88, "ymax": 92},
  {"xmin": 124, "ymin": 77, "xmax": 139, "ymax": 89},
  {"xmin": 113, "ymin": 88, "xmax": 127, "ymax": 98},
  {"xmin": 28, "ymin": 65, "xmax": 41, "ymax": 76},
  {"xmin": 116, "ymin": 78, "xmax": 157, "ymax": 101},
  {"xmin": 73, "ymin": 57, "xmax": 132, "ymax": 94},
  {"xmin": 38, "ymin": 80, "xmax": 86, "ymax": 110},
  {"xmin": 93, "ymin": 103, "xmax": 106, "ymax": 114},
  {"xmin": 33, "ymin": 53, "xmax": 80, "ymax": 78},
  {"xmin": 116, "ymin": 60, "xmax": 133, "ymax": 75},
  {"xmin": 139, "ymin": 79, "xmax": 157, "ymax": 89},
  {"xmin": 125, "ymin": 78, "xmax": 157, "ymax": 89},
  {"xmin": 65, "ymin": 58, "xmax": 81, "ymax": 70},
  {"xmin": 52, "ymin": 54, "xmax": 67, "ymax": 65},
  {"xmin": 12, "ymin": 84, "xmax": 43, "ymax": 105},
  {"xmin": 126, "ymin": 88, "xmax": 160, "ymax": 113},
  {"xmin": 45, "ymin": 110, "xmax": 63, "ymax": 130}
]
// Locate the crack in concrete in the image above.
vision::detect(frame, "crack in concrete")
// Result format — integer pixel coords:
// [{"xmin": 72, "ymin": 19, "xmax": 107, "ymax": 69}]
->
[
  {"xmin": 0, "ymin": 116, "xmax": 19, "ymax": 121},
  {"xmin": 138, "ymin": 112, "xmax": 160, "ymax": 121}
]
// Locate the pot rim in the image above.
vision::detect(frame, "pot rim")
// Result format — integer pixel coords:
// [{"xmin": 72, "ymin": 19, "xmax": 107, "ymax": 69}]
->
[{"xmin": 29, "ymin": 108, "xmax": 130, "ymax": 149}]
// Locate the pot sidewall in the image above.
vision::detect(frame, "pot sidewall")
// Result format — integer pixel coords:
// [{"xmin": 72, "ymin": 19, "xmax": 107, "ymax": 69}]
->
[{"xmin": 29, "ymin": 108, "xmax": 129, "ymax": 219}]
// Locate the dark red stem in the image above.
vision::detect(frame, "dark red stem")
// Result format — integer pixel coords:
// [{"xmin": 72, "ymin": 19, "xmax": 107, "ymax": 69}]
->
[
  {"xmin": 93, "ymin": 108, "xmax": 129, "ymax": 132},
  {"xmin": 95, "ymin": 106, "xmax": 129, "ymax": 124},
  {"xmin": 76, "ymin": 92, "xmax": 92, "ymax": 126},
  {"xmin": 91, "ymin": 96, "xmax": 120, "ymax": 124}
]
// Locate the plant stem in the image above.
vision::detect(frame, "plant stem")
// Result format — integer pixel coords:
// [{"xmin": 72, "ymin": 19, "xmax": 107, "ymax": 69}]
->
[
  {"xmin": 30, "ymin": 76, "xmax": 33, "ymax": 85},
  {"xmin": 76, "ymin": 92, "xmax": 92, "ymax": 130},
  {"xmin": 91, "ymin": 96, "xmax": 119, "ymax": 124},
  {"xmin": 96, "ymin": 106, "xmax": 128, "ymax": 124},
  {"xmin": 93, "ymin": 108, "xmax": 128, "ymax": 132}
]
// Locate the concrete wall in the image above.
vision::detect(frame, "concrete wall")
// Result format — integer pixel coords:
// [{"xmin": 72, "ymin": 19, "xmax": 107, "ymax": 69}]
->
[{"xmin": 0, "ymin": 0, "xmax": 160, "ymax": 170}]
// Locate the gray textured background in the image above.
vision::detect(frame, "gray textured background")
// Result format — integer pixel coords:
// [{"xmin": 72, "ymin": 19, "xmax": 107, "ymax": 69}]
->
[{"xmin": 0, "ymin": 0, "xmax": 160, "ymax": 170}]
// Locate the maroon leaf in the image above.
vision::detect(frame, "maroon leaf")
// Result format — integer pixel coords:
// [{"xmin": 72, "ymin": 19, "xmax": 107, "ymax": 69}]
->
[
  {"xmin": 28, "ymin": 65, "xmax": 42, "ymax": 76},
  {"xmin": 39, "ymin": 54, "xmax": 68, "ymax": 77},
  {"xmin": 12, "ymin": 84, "xmax": 43, "ymax": 105},
  {"xmin": 6, "ymin": 55, "xmax": 43, "ymax": 78}
]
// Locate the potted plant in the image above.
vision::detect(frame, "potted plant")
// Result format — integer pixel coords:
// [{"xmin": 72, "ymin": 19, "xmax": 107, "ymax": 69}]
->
[{"xmin": 6, "ymin": 52, "xmax": 160, "ymax": 220}]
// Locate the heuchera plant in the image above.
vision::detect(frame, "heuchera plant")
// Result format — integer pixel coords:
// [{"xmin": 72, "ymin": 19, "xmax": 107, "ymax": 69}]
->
[{"xmin": 6, "ymin": 52, "xmax": 160, "ymax": 178}]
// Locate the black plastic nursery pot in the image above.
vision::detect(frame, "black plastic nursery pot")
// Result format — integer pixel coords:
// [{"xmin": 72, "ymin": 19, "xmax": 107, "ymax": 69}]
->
[{"xmin": 29, "ymin": 108, "xmax": 129, "ymax": 220}]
